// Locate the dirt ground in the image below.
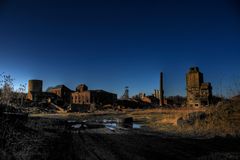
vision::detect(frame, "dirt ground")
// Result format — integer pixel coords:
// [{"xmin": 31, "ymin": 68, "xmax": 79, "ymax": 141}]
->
[
  {"xmin": 2, "ymin": 109, "xmax": 240, "ymax": 160},
  {"xmin": 46, "ymin": 124, "xmax": 240, "ymax": 160},
  {"xmin": 27, "ymin": 109, "xmax": 240, "ymax": 160}
]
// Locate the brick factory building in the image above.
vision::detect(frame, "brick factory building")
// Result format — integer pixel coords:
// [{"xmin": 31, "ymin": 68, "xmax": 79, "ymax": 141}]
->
[
  {"xmin": 47, "ymin": 85, "xmax": 73, "ymax": 104},
  {"xmin": 71, "ymin": 84, "xmax": 117, "ymax": 106}
]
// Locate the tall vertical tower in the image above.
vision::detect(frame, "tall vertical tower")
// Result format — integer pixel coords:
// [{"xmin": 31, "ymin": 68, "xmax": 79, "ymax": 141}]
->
[
  {"xmin": 27, "ymin": 80, "xmax": 43, "ymax": 101},
  {"xmin": 28, "ymin": 80, "xmax": 43, "ymax": 93},
  {"xmin": 186, "ymin": 67, "xmax": 203, "ymax": 107},
  {"xmin": 186, "ymin": 67, "xmax": 203, "ymax": 90},
  {"xmin": 121, "ymin": 86, "xmax": 129, "ymax": 100},
  {"xmin": 160, "ymin": 72, "xmax": 164, "ymax": 106},
  {"xmin": 186, "ymin": 67, "xmax": 212, "ymax": 107}
]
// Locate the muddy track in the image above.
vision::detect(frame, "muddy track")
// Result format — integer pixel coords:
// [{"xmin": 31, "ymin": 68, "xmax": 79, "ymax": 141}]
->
[{"xmin": 47, "ymin": 128, "xmax": 240, "ymax": 160}]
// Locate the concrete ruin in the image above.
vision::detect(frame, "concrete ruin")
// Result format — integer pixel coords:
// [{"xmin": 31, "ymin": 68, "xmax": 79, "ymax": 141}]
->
[{"xmin": 186, "ymin": 67, "xmax": 212, "ymax": 107}]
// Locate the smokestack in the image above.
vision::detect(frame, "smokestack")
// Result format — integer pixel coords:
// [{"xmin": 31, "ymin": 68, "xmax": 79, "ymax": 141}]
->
[{"xmin": 160, "ymin": 72, "xmax": 164, "ymax": 106}]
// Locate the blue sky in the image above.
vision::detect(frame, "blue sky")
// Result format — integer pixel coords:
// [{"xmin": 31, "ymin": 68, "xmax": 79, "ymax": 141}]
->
[{"xmin": 0, "ymin": 0, "xmax": 239, "ymax": 97}]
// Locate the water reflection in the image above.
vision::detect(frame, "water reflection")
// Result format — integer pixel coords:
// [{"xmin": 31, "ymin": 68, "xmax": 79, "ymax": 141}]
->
[
  {"xmin": 67, "ymin": 119, "xmax": 144, "ymax": 131},
  {"xmin": 104, "ymin": 122, "xmax": 143, "ymax": 130}
]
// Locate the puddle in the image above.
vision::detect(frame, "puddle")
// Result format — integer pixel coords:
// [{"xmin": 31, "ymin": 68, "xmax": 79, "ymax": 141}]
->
[
  {"xmin": 103, "ymin": 119, "xmax": 115, "ymax": 123},
  {"xmin": 68, "ymin": 120, "xmax": 76, "ymax": 123},
  {"xmin": 67, "ymin": 119, "xmax": 144, "ymax": 131},
  {"xmin": 133, "ymin": 123, "xmax": 142, "ymax": 129},
  {"xmin": 105, "ymin": 123, "xmax": 117, "ymax": 131},
  {"xmin": 72, "ymin": 124, "xmax": 82, "ymax": 129},
  {"xmin": 104, "ymin": 122, "xmax": 143, "ymax": 130}
]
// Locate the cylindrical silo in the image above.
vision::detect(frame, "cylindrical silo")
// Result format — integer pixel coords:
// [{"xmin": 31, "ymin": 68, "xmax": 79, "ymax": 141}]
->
[{"xmin": 28, "ymin": 80, "xmax": 43, "ymax": 93}]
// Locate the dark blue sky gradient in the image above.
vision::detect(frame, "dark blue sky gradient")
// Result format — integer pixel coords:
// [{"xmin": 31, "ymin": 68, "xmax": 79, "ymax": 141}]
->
[{"xmin": 0, "ymin": 0, "xmax": 239, "ymax": 97}]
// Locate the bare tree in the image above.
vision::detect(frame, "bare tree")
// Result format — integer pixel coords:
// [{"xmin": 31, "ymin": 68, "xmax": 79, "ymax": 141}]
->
[
  {"xmin": 0, "ymin": 73, "xmax": 14, "ymax": 106},
  {"xmin": 16, "ymin": 84, "xmax": 26, "ymax": 107}
]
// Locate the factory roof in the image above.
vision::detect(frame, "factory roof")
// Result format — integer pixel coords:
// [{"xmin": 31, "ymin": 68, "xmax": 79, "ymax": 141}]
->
[{"xmin": 46, "ymin": 85, "xmax": 72, "ymax": 92}]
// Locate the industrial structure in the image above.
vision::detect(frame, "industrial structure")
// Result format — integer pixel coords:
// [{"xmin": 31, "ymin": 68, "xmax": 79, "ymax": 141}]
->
[
  {"xmin": 160, "ymin": 72, "xmax": 164, "ymax": 106},
  {"xmin": 121, "ymin": 86, "xmax": 129, "ymax": 100},
  {"xmin": 132, "ymin": 72, "xmax": 168, "ymax": 107},
  {"xmin": 71, "ymin": 84, "xmax": 117, "ymax": 106},
  {"xmin": 153, "ymin": 89, "xmax": 161, "ymax": 100},
  {"xmin": 27, "ymin": 79, "xmax": 117, "ymax": 109},
  {"xmin": 27, "ymin": 80, "xmax": 59, "ymax": 103},
  {"xmin": 27, "ymin": 80, "xmax": 43, "ymax": 101},
  {"xmin": 26, "ymin": 67, "xmax": 213, "ymax": 110},
  {"xmin": 186, "ymin": 67, "xmax": 212, "ymax": 107},
  {"xmin": 47, "ymin": 85, "xmax": 73, "ymax": 104}
]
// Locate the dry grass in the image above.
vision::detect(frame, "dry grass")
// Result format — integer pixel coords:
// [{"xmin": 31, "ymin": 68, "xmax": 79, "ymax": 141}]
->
[
  {"xmin": 124, "ymin": 104, "xmax": 240, "ymax": 137},
  {"xmin": 29, "ymin": 107, "xmax": 206, "ymax": 136},
  {"xmin": 125, "ymin": 108, "xmax": 204, "ymax": 134},
  {"xmin": 27, "ymin": 102, "xmax": 240, "ymax": 138},
  {"xmin": 176, "ymin": 98, "xmax": 240, "ymax": 137}
]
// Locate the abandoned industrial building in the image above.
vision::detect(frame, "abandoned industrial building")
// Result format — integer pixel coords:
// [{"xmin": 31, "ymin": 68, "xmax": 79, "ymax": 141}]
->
[
  {"xmin": 47, "ymin": 85, "xmax": 73, "ymax": 104},
  {"xmin": 72, "ymin": 84, "xmax": 117, "ymax": 105},
  {"xmin": 27, "ymin": 79, "xmax": 43, "ymax": 101},
  {"xmin": 27, "ymin": 80, "xmax": 63, "ymax": 104},
  {"xmin": 186, "ymin": 67, "xmax": 212, "ymax": 107},
  {"xmin": 26, "ymin": 66, "xmax": 213, "ymax": 109},
  {"xmin": 27, "ymin": 80, "xmax": 117, "ymax": 109}
]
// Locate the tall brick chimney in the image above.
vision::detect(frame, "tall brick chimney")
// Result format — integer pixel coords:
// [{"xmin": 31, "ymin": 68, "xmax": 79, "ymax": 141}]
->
[{"xmin": 160, "ymin": 72, "xmax": 164, "ymax": 106}]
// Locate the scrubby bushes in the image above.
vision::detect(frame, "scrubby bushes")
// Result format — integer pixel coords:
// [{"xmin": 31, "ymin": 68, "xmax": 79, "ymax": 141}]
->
[
  {"xmin": 177, "ymin": 97, "xmax": 240, "ymax": 137},
  {"xmin": 0, "ymin": 104, "xmax": 48, "ymax": 160}
]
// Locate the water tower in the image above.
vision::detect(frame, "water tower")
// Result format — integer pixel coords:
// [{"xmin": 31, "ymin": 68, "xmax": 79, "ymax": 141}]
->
[{"xmin": 28, "ymin": 80, "xmax": 43, "ymax": 93}]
